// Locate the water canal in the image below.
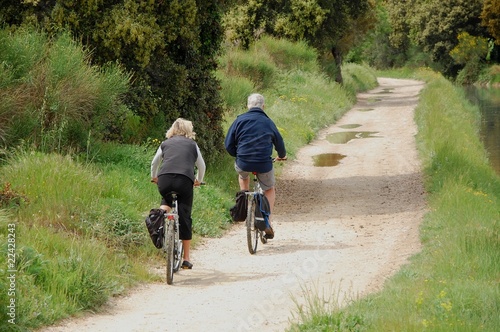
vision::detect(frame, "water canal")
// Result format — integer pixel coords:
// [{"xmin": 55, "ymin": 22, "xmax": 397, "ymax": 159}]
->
[{"xmin": 464, "ymin": 86, "xmax": 500, "ymax": 175}]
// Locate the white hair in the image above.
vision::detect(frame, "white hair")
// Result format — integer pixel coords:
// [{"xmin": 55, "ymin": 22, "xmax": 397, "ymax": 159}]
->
[{"xmin": 247, "ymin": 93, "xmax": 265, "ymax": 109}]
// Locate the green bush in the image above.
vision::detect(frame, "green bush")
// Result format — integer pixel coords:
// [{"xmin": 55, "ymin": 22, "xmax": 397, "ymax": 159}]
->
[
  {"xmin": 455, "ymin": 59, "xmax": 485, "ymax": 85},
  {"xmin": 342, "ymin": 63, "xmax": 379, "ymax": 99},
  {"xmin": 0, "ymin": 29, "xmax": 132, "ymax": 153},
  {"xmin": 0, "ymin": 28, "xmax": 46, "ymax": 83},
  {"xmin": 222, "ymin": 48, "xmax": 279, "ymax": 90},
  {"xmin": 216, "ymin": 71, "xmax": 255, "ymax": 114},
  {"xmin": 253, "ymin": 36, "xmax": 319, "ymax": 72},
  {"xmin": 2, "ymin": 1, "xmax": 227, "ymax": 161}
]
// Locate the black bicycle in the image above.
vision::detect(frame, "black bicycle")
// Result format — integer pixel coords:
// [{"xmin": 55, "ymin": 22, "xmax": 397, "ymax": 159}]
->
[{"xmin": 245, "ymin": 173, "xmax": 268, "ymax": 254}]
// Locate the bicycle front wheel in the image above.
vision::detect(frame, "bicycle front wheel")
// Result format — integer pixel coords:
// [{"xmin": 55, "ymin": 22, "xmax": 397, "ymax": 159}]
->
[
  {"xmin": 246, "ymin": 199, "xmax": 258, "ymax": 254},
  {"xmin": 164, "ymin": 220, "xmax": 175, "ymax": 284}
]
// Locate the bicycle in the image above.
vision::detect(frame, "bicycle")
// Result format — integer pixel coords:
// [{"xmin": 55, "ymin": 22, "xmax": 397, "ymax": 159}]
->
[
  {"xmin": 163, "ymin": 192, "xmax": 183, "ymax": 285},
  {"xmin": 245, "ymin": 173, "xmax": 269, "ymax": 254},
  {"xmin": 243, "ymin": 157, "xmax": 286, "ymax": 254}
]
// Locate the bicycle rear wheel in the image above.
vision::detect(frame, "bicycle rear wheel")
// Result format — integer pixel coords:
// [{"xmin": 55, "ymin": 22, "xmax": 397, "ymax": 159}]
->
[
  {"xmin": 164, "ymin": 220, "xmax": 175, "ymax": 284},
  {"xmin": 246, "ymin": 199, "xmax": 258, "ymax": 254}
]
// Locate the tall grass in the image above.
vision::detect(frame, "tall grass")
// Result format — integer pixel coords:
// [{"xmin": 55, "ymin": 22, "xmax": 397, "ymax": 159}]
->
[
  {"xmin": 289, "ymin": 68, "xmax": 500, "ymax": 331},
  {"xmin": 0, "ymin": 33, "xmax": 378, "ymax": 330},
  {"xmin": 0, "ymin": 28, "xmax": 131, "ymax": 153},
  {"xmin": 0, "ymin": 220, "xmax": 140, "ymax": 329}
]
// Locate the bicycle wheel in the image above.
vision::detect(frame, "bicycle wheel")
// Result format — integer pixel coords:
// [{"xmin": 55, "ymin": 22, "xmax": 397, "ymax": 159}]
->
[
  {"xmin": 164, "ymin": 220, "xmax": 175, "ymax": 284},
  {"xmin": 246, "ymin": 198, "xmax": 259, "ymax": 254}
]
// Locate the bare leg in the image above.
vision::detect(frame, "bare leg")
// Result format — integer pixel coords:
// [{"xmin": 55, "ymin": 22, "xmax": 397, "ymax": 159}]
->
[
  {"xmin": 239, "ymin": 176, "xmax": 250, "ymax": 191},
  {"xmin": 264, "ymin": 187, "xmax": 275, "ymax": 213},
  {"xmin": 183, "ymin": 239, "xmax": 190, "ymax": 261},
  {"xmin": 160, "ymin": 204, "xmax": 170, "ymax": 212}
]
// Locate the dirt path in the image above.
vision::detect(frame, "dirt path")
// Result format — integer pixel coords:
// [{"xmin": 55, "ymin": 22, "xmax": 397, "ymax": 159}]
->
[{"xmin": 40, "ymin": 77, "xmax": 427, "ymax": 332}]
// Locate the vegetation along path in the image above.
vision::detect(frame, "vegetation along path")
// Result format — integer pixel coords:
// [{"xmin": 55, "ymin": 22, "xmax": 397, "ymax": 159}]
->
[{"xmin": 40, "ymin": 78, "xmax": 427, "ymax": 332}]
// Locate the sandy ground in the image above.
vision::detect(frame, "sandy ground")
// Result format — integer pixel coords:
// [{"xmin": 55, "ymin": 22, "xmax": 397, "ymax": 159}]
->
[{"xmin": 39, "ymin": 77, "xmax": 427, "ymax": 332}]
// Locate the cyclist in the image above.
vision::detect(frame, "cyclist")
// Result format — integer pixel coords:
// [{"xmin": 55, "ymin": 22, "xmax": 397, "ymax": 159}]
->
[
  {"xmin": 224, "ymin": 93, "xmax": 287, "ymax": 239},
  {"xmin": 151, "ymin": 118, "xmax": 205, "ymax": 269}
]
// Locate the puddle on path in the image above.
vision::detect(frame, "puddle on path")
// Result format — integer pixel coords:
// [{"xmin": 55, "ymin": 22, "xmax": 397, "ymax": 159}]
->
[
  {"xmin": 327, "ymin": 131, "xmax": 381, "ymax": 144},
  {"xmin": 313, "ymin": 153, "xmax": 346, "ymax": 167},
  {"xmin": 366, "ymin": 98, "xmax": 382, "ymax": 104},
  {"xmin": 357, "ymin": 108, "xmax": 374, "ymax": 112},
  {"xmin": 376, "ymin": 88, "xmax": 394, "ymax": 94},
  {"xmin": 338, "ymin": 124, "xmax": 361, "ymax": 129}
]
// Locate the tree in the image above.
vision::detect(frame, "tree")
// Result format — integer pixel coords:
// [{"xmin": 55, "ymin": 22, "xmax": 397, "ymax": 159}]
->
[
  {"xmin": 481, "ymin": 0, "xmax": 500, "ymax": 45},
  {"xmin": 386, "ymin": 0, "xmax": 488, "ymax": 76},
  {"xmin": 223, "ymin": 0, "xmax": 376, "ymax": 83},
  {"xmin": 450, "ymin": 32, "xmax": 489, "ymax": 64},
  {"xmin": 0, "ymin": 0, "xmax": 229, "ymax": 161},
  {"xmin": 311, "ymin": 0, "xmax": 375, "ymax": 83},
  {"xmin": 347, "ymin": 0, "xmax": 399, "ymax": 69},
  {"xmin": 385, "ymin": 0, "xmax": 415, "ymax": 57}
]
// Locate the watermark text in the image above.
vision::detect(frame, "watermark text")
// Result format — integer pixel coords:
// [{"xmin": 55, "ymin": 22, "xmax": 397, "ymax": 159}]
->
[{"xmin": 6, "ymin": 223, "xmax": 17, "ymax": 325}]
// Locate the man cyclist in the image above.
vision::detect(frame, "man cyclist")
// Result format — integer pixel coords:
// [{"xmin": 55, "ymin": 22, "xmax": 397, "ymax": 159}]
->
[{"xmin": 224, "ymin": 93, "xmax": 287, "ymax": 239}]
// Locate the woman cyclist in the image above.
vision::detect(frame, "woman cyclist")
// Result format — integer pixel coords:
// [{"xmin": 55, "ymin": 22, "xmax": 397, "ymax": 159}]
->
[{"xmin": 151, "ymin": 118, "xmax": 205, "ymax": 269}]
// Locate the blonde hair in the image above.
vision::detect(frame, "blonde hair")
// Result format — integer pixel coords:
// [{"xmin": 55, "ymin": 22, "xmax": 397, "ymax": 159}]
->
[{"xmin": 166, "ymin": 118, "xmax": 196, "ymax": 139}]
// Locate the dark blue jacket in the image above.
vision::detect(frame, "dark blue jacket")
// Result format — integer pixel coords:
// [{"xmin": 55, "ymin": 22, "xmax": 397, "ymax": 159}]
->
[{"xmin": 224, "ymin": 107, "xmax": 286, "ymax": 173}]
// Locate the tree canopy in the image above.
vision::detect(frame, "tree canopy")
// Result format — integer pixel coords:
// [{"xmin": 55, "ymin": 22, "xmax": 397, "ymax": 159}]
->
[
  {"xmin": 481, "ymin": 0, "xmax": 500, "ymax": 45},
  {"xmin": 384, "ymin": 0, "xmax": 494, "ymax": 76}
]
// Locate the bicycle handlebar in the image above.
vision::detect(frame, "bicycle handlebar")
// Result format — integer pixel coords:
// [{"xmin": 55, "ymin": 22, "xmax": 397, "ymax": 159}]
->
[{"xmin": 152, "ymin": 179, "xmax": 205, "ymax": 186}]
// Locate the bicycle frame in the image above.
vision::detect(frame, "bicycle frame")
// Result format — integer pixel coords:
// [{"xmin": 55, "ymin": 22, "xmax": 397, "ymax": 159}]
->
[{"xmin": 245, "ymin": 173, "xmax": 267, "ymax": 254}]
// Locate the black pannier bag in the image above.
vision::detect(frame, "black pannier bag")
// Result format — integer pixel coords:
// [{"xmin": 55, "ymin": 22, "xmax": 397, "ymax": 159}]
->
[
  {"xmin": 254, "ymin": 193, "xmax": 271, "ymax": 231},
  {"xmin": 145, "ymin": 208, "xmax": 165, "ymax": 249},
  {"xmin": 230, "ymin": 190, "xmax": 248, "ymax": 222}
]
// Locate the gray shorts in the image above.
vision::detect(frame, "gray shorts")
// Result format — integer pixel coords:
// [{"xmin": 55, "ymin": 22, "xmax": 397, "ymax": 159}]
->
[{"xmin": 234, "ymin": 163, "xmax": 275, "ymax": 191}]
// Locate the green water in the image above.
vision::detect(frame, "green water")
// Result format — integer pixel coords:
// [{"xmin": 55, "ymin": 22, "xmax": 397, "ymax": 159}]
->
[{"xmin": 464, "ymin": 86, "xmax": 500, "ymax": 175}]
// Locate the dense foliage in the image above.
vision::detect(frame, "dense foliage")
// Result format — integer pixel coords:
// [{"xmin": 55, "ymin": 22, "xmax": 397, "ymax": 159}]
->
[
  {"xmin": 366, "ymin": 0, "xmax": 498, "ymax": 78},
  {"xmin": 222, "ymin": 0, "xmax": 500, "ymax": 82},
  {"xmin": 481, "ymin": 0, "xmax": 500, "ymax": 45},
  {"xmin": 0, "ymin": 0, "xmax": 229, "ymax": 162},
  {"xmin": 223, "ymin": 0, "xmax": 375, "ymax": 83}
]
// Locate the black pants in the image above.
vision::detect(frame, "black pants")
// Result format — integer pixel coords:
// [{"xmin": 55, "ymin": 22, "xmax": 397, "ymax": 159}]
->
[{"xmin": 157, "ymin": 174, "xmax": 194, "ymax": 240}]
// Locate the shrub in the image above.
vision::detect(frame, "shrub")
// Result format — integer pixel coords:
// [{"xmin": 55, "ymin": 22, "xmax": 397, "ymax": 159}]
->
[{"xmin": 0, "ymin": 29, "xmax": 132, "ymax": 154}]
